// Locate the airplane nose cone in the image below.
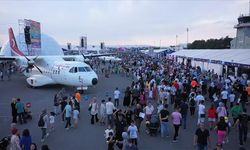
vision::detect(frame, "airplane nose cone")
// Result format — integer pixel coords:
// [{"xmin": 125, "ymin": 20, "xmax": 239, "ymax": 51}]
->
[{"xmin": 92, "ymin": 78, "xmax": 98, "ymax": 85}]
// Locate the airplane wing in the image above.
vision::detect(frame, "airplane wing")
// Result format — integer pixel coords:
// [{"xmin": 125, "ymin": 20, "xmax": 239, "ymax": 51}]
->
[{"xmin": 0, "ymin": 56, "xmax": 16, "ymax": 61}]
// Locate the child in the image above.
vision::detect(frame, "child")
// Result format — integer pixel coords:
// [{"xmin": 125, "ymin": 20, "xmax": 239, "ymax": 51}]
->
[
  {"xmin": 49, "ymin": 112, "xmax": 55, "ymax": 132},
  {"xmin": 73, "ymin": 108, "xmax": 79, "ymax": 128},
  {"xmin": 104, "ymin": 124, "xmax": 114, "ymax": 139},
  {"xmin": 100, "ymin": 100, "xmax": 106, "ymax": 126},
  {"xmin": 106, "ymin": 132, "xmax": 115, "ymax": 150}
]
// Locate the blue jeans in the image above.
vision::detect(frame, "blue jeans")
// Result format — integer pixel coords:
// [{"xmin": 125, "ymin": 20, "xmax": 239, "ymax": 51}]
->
[
  {"xmin": 182, "ymin": 114, "xmax": 187, "ymax": 129},
  {"xmin": 160, "ymin": 121, "xmax": 169, "ymax": 137},
  {"xmin": 107, "ymin": 114, "xmax": 113, "ymax": 127},
  {"xmin": 197, "ymin": 144, "xmax": 208, "ymax": 150}
]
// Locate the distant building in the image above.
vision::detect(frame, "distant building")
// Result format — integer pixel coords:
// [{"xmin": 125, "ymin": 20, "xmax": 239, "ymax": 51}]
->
[{"xmin": 231, "ymin": 14, "xmax": 250, "ymax": 49}]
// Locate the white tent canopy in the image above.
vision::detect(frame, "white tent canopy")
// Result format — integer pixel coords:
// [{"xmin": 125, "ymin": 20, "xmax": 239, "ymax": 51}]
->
[{"xmin": 171, "ymin": 49, "xmax": 250, "ymax": 65}]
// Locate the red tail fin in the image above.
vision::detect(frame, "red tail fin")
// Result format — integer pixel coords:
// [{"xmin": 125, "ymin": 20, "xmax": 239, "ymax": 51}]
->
[{"xmin": 8, "ymin": 28, "xmax": 24, "ymax": 56}]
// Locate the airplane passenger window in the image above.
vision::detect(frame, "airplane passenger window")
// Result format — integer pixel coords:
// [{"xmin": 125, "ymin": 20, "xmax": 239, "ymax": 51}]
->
[
  {"xmin": 78, "ymin": 67, "xmax": 86, "ymax": 72},
  {"xmin": 84, "ymin": 67, "xmax": 91, "ymax": 72},
  {"xmin": 69, "ymin": 67, "xmax": 75, "ymax": 73}
]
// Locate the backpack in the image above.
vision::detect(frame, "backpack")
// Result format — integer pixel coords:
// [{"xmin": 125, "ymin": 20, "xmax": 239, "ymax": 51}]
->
[
  {"xmin": 38, "ymin": 115, "xmax": 45, "ymax": 127},
  {"xmin": 189, "ymin": 98, "xmax": 195, "ymax": 107},
  {"xmin": 240, "ymin": 114, "xmax": 249, "ymax": 127}
]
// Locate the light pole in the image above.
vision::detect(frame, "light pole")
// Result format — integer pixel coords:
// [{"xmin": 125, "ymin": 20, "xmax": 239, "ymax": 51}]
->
[{"xmin": 187, "ymin": 28, "xmax": 189, "ymax": 48}]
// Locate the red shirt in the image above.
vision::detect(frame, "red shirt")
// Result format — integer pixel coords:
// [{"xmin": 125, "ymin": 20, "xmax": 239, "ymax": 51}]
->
[{"xmin": 208, "ymin": 108, "xmax": 217, "ymax": 118}]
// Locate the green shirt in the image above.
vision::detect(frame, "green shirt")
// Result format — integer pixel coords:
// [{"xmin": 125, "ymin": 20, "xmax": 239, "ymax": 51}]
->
[{"xmin": 231, "ymin": 106, "xmax": 242, "ymax": 118}]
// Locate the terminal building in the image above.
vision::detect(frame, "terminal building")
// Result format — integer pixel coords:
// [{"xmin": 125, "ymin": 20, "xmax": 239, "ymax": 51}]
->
[{"xmin": 231, "ymin": 14, "xmax": 250, "ymax": 49}]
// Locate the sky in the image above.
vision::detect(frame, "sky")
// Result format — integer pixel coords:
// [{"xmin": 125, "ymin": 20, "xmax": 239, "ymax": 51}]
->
[{"xmin": 0, "ymin": 0, "xmax": 249, "ymax": 47}]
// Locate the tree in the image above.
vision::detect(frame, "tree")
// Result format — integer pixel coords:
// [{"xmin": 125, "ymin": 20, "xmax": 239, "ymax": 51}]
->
[{"xmin": 187, "ymin": 36, "xmax": 232, "ymax": 49}]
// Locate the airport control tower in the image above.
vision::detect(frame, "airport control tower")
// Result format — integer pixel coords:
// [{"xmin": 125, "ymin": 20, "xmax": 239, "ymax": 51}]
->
[{"xmin": 231, "ymin": 13, "xmax": 250, "ymax": 49}]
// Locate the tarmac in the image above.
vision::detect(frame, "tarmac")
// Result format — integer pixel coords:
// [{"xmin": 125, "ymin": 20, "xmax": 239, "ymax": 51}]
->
[{"xmin": 0, "ymin": 71, "xmax": 249, "ymax": 150}]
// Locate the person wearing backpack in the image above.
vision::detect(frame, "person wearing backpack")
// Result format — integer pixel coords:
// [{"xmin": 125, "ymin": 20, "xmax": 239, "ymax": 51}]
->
[
  {"xmin": 38, "ymin": 109, "xmax": 49, "ymax": 142},
  {"xmin": 234, "ymin": 109, "xmax": 250, "ymax": 146},
  {"xmin": 189, "ymin": 95, "xmax": 196, "ymax": 116}
]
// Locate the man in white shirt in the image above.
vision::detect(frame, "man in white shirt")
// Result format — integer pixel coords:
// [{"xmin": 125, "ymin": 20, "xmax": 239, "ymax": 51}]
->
[
  {"xmin": 197, "ymin": 100, "xmax": 206, "ymax": 125},
  {"xmin": 195, "ymin": 92, "xmax": 205, "ymax": 105},
  {"xmin": 63, "ymin": 101, "xmax": 72, "ymax": 130},
  {"xmin": 106, "ymin": 97, "xmax": 116, "ymax": 127},
  {"xmin": 221, "ymin": 89, "xmax": 228, "ymax": 106},
  {"xmin": 114, "ymin": 87, "xmax": 121, "ymax": 107}
]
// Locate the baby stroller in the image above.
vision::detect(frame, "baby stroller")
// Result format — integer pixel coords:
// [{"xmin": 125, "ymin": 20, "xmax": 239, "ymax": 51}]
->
[
  {"xmin": 0, "ymin": 136, "xmax": 10, "ymax": 150},
  {"xmin": 146, "ymin": 111, "xmax": 160, "ymax": 136},
  {"xmin": 24, "ymin": 102, "xmax": 32, "ymax": 120}
]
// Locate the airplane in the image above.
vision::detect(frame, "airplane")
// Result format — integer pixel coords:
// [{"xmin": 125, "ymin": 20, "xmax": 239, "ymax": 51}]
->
[{"xmin": 0, "ymin": 28, "xmax": 98, "ymax": 92}]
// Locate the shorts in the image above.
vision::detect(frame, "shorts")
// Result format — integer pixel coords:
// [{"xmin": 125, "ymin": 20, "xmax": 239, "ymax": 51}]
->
[{"xmin": 208, "ymin": 118, "xmax": 216, "ymax": 122}]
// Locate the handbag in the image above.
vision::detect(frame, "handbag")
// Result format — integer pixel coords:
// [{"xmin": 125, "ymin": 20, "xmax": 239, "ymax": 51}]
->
[{"xmin": 88, "ymin": 104, "xmax": 92, "ymax": 111}]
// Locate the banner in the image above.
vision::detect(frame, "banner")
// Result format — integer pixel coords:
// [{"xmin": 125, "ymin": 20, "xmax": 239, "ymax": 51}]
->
[{"xmin": 24, "ymin": 19, "xmax": 41, "ymax": 55}]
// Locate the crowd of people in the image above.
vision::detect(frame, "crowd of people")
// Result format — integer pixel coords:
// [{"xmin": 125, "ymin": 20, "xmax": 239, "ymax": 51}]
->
[{"xmin": 3, "ymin": 51, "xmax": 250, "ymax": 150}]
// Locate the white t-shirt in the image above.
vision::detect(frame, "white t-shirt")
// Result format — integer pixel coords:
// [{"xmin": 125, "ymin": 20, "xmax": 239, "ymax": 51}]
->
[
  {"xmin": 64, "ymin": 104, "xmax": 72, "ymax": 118},
  {"xmin": 114, "ymin": 90, "xmax": 121, "ymax": 99},
  {"xmin": 106, "ymin": 102, "xmax": 116, "ymax": 115},
  {"xmin": 145, "ymin": 105, "xmax": 154, "ymax": 115},
  {"xmin": 229, "ymin": 94, "xmax": 235, "ymax": 103},
  {"xmin": 221, "ymin": 91, "xmax": 228, "ymax": 99},
  {"xmin": 104, "ymin": 128, "xmax": 114, "ymax": 139},
  {"xmin": 128, "ymin": 125, "xmax": 138, "ymax": 139},
  {"xmin": 73, "ymin": 109, "xmax": 79, "ymax": 119},
  {"xmin": 195, "ymin": 95, "xmax": 205, "ymax": 104},
  {"xmin": 49, "ymin": 116, "xmax": 55, "ymax": 124},
  {"xmin": 100, "ymin": 103, "xmax": 106, "ymax": 115},
  {"xmin": 198, "ymin": 104, "xmax": 205, "ymax": 115}
]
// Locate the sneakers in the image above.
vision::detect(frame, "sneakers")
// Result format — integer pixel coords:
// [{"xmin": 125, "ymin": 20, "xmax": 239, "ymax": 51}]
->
[
  {"xmin": 172, "ymin": 140, "xmax": 177, "ymax": 143},
  {"xmin": 41, "ymin": 139, "xmax": 45, "ymax": 142}
]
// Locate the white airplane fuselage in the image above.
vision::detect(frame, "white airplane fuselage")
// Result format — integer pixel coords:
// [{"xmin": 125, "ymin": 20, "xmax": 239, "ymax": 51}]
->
[{"xmin": 16, "ymin": 57, "xmax": 98, "ymax": 88}]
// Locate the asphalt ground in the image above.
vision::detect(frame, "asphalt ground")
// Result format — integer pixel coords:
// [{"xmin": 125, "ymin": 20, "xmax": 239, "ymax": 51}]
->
[{"xmin": 0, "ymin": 72, "xmax": 249, "ymax": 150}]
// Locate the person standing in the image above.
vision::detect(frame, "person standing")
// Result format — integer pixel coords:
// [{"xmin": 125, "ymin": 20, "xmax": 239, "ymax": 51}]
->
[
  {"xmin": 106, "ymin": 97, "xmax": 116, "ymax": 127},
  {"xmin": 231, "ymin": 103, "xmax": 242, "ymax": 125},
  {"xmin": 114, "ymin": 87, "xmax": 121, "ymax": 107},
  {"xmin": 159, "ymin": 104, "xmax": 170, "ymax": 138},
  {"xmin": 179, "ymin": 100, "xmax": 189, "ymax": 129},
  {"xmin": 16, "ymin": 98, "xmax": 26, "ymax": 124},
  {"xmin": 171, "ymin": 107, "xmax": 182, "ymax": 142},
  {"xmin": 234, "ymin": 109, "xmax": 250, "ymax": 146},
  {"xmin": 216, "ymin": 117, "xmax": 228, "ymax": 145},
  {"xmin": 123, "ymin": 87, "xmax": 131, "ymax": 107},
  {"xmin": 100, "ymin": 99, "xmax": 106, "ymax": 126},
  {"xmin": 198, "ymin": 100, "xmax": 206, "ymax": 125},
  {"xmin": 73, "ymin": 108, "xmax": 79, "ymax": 128},
  {"xmin": 208, "ymin": 104, "xmax": 217, "ymax": 130},
  {"xmin": 63, "ymin": 101, "xmax": 72, "ymax": 130},
  {"xmin": 193, "ymin": 123, "xmax": 211, "ymax": 150},
  {"xmin": 39, "ymin": 109, "xmax": 49, "ymax": 142},
  {"xmin": 134, "ymin": 104, "xmax": 143, "ymax": 133},
  {"xmin": 144, "ymin": 102, "xmax": 154, "ymax": 121},
  {"xmin": 20, "ymin": 129, "xmax": 32, "ymax": 150},
  {"xmin": 89, "ymin": 97, "xmax": 99, "ymax": 124},
  {"xmin": 60, "ymin": 97, "xmax": 67, "ymax": 122},
  {"xmin": 53, "ymin": 94, "xmax": 60, "ymax": 115},
  {"xmin": 10, "ymin": 128, "xmax": 22, "ymax": 150},
  {"xmin": 127, "ymin": 120, "xmax": 138, "ymax": 146},
  {"xmin": 11, "ymin": 98, "xmax": 17, "ymax": 123}
]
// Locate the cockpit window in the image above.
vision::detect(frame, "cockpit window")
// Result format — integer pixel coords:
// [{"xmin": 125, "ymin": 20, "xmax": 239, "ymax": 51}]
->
[
  {"xmin": 84, "ymin": 67, "xmax": 92, "ymax": 72},
  {"xmin": 69, "ymin": 67, "xmax": 78, "ymax": 73},
  {"xmin": 78, "ymin": 67, "xmax": 86, "ymax": 72}
]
